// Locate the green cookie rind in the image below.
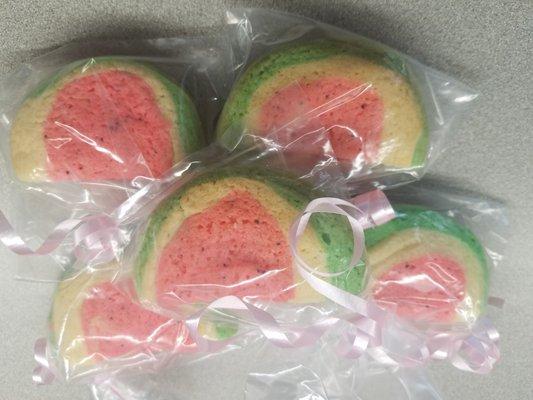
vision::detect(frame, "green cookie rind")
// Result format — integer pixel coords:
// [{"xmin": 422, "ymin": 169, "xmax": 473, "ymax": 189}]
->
[
  {"xmin": 411, "ymin": 125, "xmax": 429, "ymax": 167},
  {"xmin": 214, "ymin": 322, "xmax": 239, "ymax": 340},
  {"xmin": 135, "ymin": 167, "xmax": 361, "ymax": 296},
  {"xmin": 141, "ymin": 63, "xmax": 205, "ymax": 154},
  {"xmin": 365, "ymin": 204, "xmax": 489, "ymax": 303},
  {"xmin": 28, "ymin": 57, "xmax": 204, "ymax": 156},
  {"xmin": 404, "ymin": 65, "xmax": 430, "ymax": 168}
]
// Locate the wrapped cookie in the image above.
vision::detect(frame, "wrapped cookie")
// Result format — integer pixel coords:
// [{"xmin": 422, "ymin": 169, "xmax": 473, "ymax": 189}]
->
[
  {"xmin": 221, "ymin": 8, "xmax": 478, "ymax": 189},
  {"xmin": 0, "ymin": 35, "xmax": 234, "ymax": 281},
  {"xmin": 48, "ymin": 263, "xmax": 192, "ymax": 381},
  {"xmin": 363, "ymin": 182, "xmax": 506, "ymax": 328}
]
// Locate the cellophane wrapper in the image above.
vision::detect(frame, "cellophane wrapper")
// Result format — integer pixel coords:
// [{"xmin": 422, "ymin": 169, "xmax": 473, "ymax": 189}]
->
[
  {"xmin": 221, "ymin": 8, "xmax": 479, "ymax": 191},
  {"xmin": 362, "ymin": 181, "xmax": 506, "ymax": 331},
  {"xmin": 90, "ymin": 333, "xmax": 444, "ymax": 400},
  {"xmin": 0, "ymin": 35, "xmax": 235, "ymax": 281}
]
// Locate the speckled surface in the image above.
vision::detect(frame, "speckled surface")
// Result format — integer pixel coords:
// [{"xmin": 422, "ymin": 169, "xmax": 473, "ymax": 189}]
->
[{"xmin": 0, "ymin": 1, "xmax": 531, "ymax": 399}]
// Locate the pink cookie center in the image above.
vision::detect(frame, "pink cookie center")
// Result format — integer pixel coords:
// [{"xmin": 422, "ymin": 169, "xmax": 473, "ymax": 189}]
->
[
  {"xmin": 81, "ymin": 280, "xmax": 184, "ymax": 359},
  {"xmin": 258, "ymin": 77, "xmax": 384, "ymax": 163},
  {"xmin": 372, "ymin": 254, "xmax": 466, "ymax": 323},
  {"xmin": 156, "ymin": 190, "xmax": 293, "ymax": 308},
  {"xmin": 44, "ymin": 70, "xmax": 174, "ymax": 181}
]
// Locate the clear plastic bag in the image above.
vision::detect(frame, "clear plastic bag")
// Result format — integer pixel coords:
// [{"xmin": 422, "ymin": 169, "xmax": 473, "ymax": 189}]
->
[
  {"xmin": 90, "ymin": 334, "xmax": 444, "ymax": 400},
  {"xmin": 0, "ymin": 35, "xmax": 235, "ymax": 281},
  {"xmin": 221, "ymin": 8, "xmax": 478, "ymax": 190},
  {"xmin": 0, "ymin": 36, "xmax": 234, "ymax": 183}
]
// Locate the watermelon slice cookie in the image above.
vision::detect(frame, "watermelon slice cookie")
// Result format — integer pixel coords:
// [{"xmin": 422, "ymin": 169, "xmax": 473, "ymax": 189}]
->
[
  {"xmin": 49, "ymin": 265, "xmax": 190, "ymax": 379},
  {"xmin": 364, "ymin": 205, "xmax": 489, "ymax": 325},
  {"xmin": 216, "ymin": 40, "xmax": 427, "ymax": 170},
  {"xmin": 135, "ymin": 168, "xmax": 363, "ymax": 318},
  {"xmin": 11, "ymin": 58, "xmax": 203, "ymax": 182}
]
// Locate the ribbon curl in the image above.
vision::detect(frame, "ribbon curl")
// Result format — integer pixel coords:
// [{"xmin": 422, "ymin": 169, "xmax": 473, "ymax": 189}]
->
[
  {"xmin": 0, "ymin": 211, "xmax": 122, "ymax": 265},
  {"xmin": 428, "ymin": 317, "xmax": 500, "ymax": 374},
  {"xmin": 184, "ymin": 295, "xmax": 381, "ymax": 359},
  {"xmin": 32, "ymin": 338, "xmax": 55, "ymax": 385}
]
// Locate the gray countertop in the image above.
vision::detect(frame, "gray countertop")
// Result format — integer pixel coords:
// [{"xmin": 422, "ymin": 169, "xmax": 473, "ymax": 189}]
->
[{"xmin": 0, "ymin": 1, "xmax": 531, "ymax": 399}]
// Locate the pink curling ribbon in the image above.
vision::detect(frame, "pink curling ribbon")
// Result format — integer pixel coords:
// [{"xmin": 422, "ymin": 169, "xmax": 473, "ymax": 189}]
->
[
  {"xmin": 288, "ymin": 190, "xmax": 409, "ymax": 366},
  {"xmin": 185, "ymin": 295, "xmax": 340, "ymax": 353},
  {"xmin": 184, "ymin": 295, "xmax": 384, "ymax": 359},
  {"xmin": 0, "ymin": 210, "xmax": 121, "ymax": 264},
  {"xmin": 427, "ymin": 317, "xmax": 500, "ymax": 374},
  {"xmin": 32, "ymin": 338, "xmax": 55, "ymax": 385}
]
